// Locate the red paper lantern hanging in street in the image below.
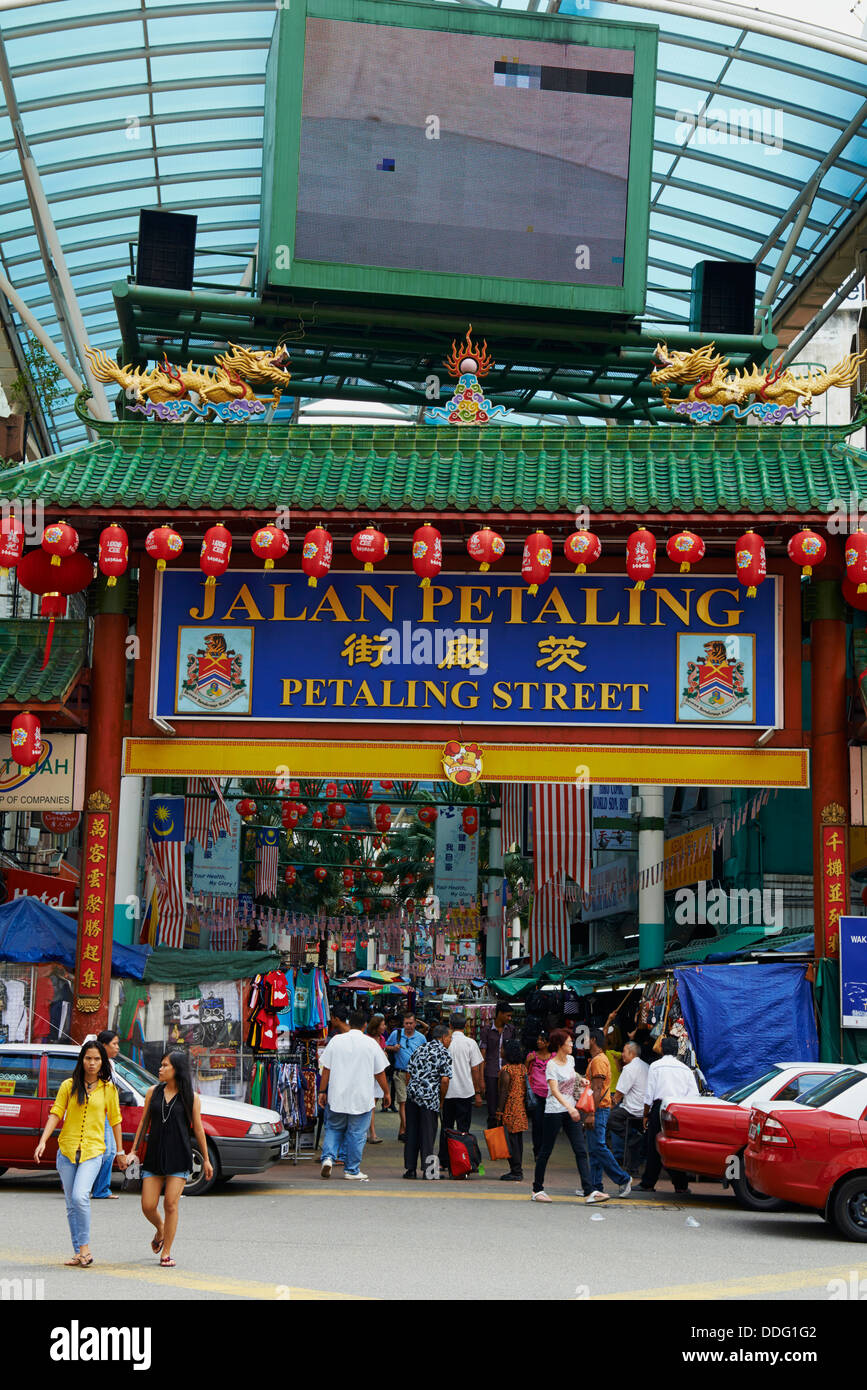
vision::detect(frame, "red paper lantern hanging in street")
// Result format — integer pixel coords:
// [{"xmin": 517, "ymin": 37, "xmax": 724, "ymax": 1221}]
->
[
  {"xmin": 369, "ymin": 869, "xmax": 383, "ymax": 886},
  {"xmin": 735, "ymin": 530, "xmax": 766, "ymax": 599},
  {"xmin": 41, "ymin": 520, "xmax": 78, "ymax": 567},
  {"xmin": 281, "ymin": 802, "xmax": 299, "ymax": 829},
  {"xmin": 314, "ymin": 866, "xmax": 328, "ymax": 883},
  {"xmin": 312, "ymin": 811, "xmax": 324, "ymax": 829},
  {"xmin": 327, "ymin": 801, "xmax": 346, "ymax": 820},
  {"xmin": 375, "ymin": 804, "xmax": 392, "ymax": 832},
  {"xmin": 845, "ymin": 530, "xmax": 867, "ymax": 594},
  {"xmin": 842, "ymin": 579, "xmax": 867, "ymax": 611},
  {"xmin": 250, "ymin": 525, "xmax": 289, "ymax": 570},
  {"xmin": 379, "ymin": 780, "xmax": 393, "ymax": 791},
  {"xmin": 325, "ymin": 782, "xmax": 337, "ymax": 798},
  {"xmin": 418, "ymin": 805, "xmax": 437, "ymax": 826},
  {"xmin": 351, "ymin": 525, "xmax": 388, "ymax": 572},
  {"xmin": 467, "ymin": 527, "xmax": 505, "ymax": 573},
  {"xmin": 787, "ymin": 528, "xmax": 826, "ymax": 581},
  {"xmin": 17, "ymin": 549, "xmax": 93, "ymax": 670},
  {"xmin": 0, "ymin": 515, "xmax": 24, "ymax": 578},
  {"xmin": 626, "ymin": 528, "xmax": 656, "ymax": 590},
  {"xmin": 301, "ymin": 527, "xmax": 332, "ymax": 588},
  {"xmin": 564, "ymin": 530, "xmax": 601, "ymax": 575},
  {"xmin": 665, "ymin": 530, "xmax": 705, "ymax": 574},
  {"xmin": 342, "ymin": 782, "xmax": 353, "ymax": 796},
  {"xmin": 462, "ymin": 806, "xmax": 479, "ymax": 836},
  {"xmin": 521, "ymin": 531, "xmax": 553, "ymax": 597},
  {"xmin": 412, "ymin": 524, "xmax": 442, "ymax": 588},
  {"xmin": 236, "ymin": 798, "xmax": 257, "ymax": 821},
  {"xmin": 10, "ymin": 711, "xmax": 42, "ymax": 769},
  {"xmin": 98, "ymin": 524, "xmax": 129, "ymax": 587},
  {"xmin": 405, "ymin": 898, "xmax": 415, "ymax": 914},
  {"xmin": 200, "ymin": 523, "xmax": 233, "ymax": 588},
  {"xmin": 343, "ymin": 869, "xmax": 355, "ymax": 888},
  {"xmin": 145, "ymin": 524, "xmax": 183, "ymax": 571},
  {"xmin": 284, "ymin": 865, "xmax": 296, "ymax": 886}
]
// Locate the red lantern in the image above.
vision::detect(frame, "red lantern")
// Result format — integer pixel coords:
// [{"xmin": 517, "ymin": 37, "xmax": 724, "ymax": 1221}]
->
[
  {"xmin": 379, "ymin": 780, "xmax": 393, "ymax": 791},
  {"xmin": 200, "ymin": 523, "xmax": 232, "ymax": 588},
  {"xmin": 146, "ymin": 524, "xmax": 183, "ymax": 571},
  {"xmin": 735, "ymin": 531, "xmax": 766, "ymax": 599},
  {"xmin": 564, "ymin": 530, "xmax": 601, "ymax": 575},
  {"xmin": 301, "ymin": 527, "xmax": 332, "ymax": 588},
  {"xmin": 405, "ymin": 898, "xmax": 415, "ymax": 914},
  {"xmin": 418, "ymin": 805, "xmax": 437, "ymax": 826},
  {"xmin": 328, "ymin": 801, "xmax": 346, "ymax": 820},
  {"xmin": 236, "ymin": 798, "xmax": 257, "ymax": 821},
  {"xmin": 369, "ymin": 869, "xmax": 383, "ymax": 886},
  {"xmin": 281, "ymin": 802, "xmax": 299, "ymax": 829},
  {"xmin": 343, "ymin": 869, "xmax": 355, "ymax": 888},
  {"xmin": 325, "ymin": 782, "xmax": 338, "ymax": 798},
  {"xmin": 363, "ymin": 897, "xmax": 372, "ymax": 913},
  {"xmin": 522, "ymin": 530, "xmax": 553, "ymax": 597},
  {"xmin": 289, "ymin": 780, "xmax": 301, "ymax": 796},
  {"xmin": 17, "ymin": 550, "xmax": 93, "ymax": 670},
  {"xmin": 0, "ymin": 515, "xmax": 24, "ymax": 577},
  {"xmin": 375, "ymin": 804, "xmax": 392, "ymax": 832},
  {"xmin": 350, "ymin": 525, "xmax": 388, "ymax": 572},
  {"xmin": 412, "ymin": 524, "xmax": 442, "ymax": 588},
  {"xmin": 626, "ymin": 528, "xmax": 656, "ymax": 590},
  {"xmin": 312, "ymin": 811, "xmax": 324, "ymax": 829},
  {"xmin": 295, "ymin": 802, "xmax": 308, "ymax": 818},
  {"xmin": 284, "ymin": 865, "xmax": 296, "ymax": 886},
  {"xmin": 845, "ymin": 530, "xmax": 867, "ymax": 594},
  {"xmin": 41, "ymin": 520, "xmax": 78, "ymax": 567},
  {"xmin": 787, "ymin": 528, "xmax": 826, "ymax": 581},
  {"xmin": 404, "ymin": 873, "xmax": 415, "ymax": 886},
  {"xmin": 666, "ymin": 530, "xmax": 705, "ymax": 574},
  {"xmin": 251, "ymin": 525, "xmax": 289, "ymax": 570},
  {"xmin": 467, "ymin": 527, "xmax": 505, "ymax": 573},
  {"xmin": 98, "ymin": 524, "xmax": 129, "ymax": 587},
  {"xmin": 10, "ymin": 711, "xmax": 42, "ymax": 769},
  {"xmin": 462, "ymin": 806, "xmax": 479, "ymax": 836},
  {"xmin": 842, "ymin": 579, "xmax": 867, "ymax": 611},
  {"xmin": 314, "ymin": 866, "xmax": 328, "ymax": 883}
]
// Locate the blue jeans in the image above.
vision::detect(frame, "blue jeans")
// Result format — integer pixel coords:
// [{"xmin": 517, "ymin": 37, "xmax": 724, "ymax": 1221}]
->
[
  {"xmin": 56, "ymin": 1152, "xmax": 103, "ymax": 1252},
  {"xmin": 588, "ymin": 1107, "xmax": 630, "ymax": 1189},
  {"xmin": 321, "ymin": 1111, "xmax": 370, "ymax": 1175},
  {"xmin": 91, "ymin": 1118, "xmax": 116, "ymax": 1198}
]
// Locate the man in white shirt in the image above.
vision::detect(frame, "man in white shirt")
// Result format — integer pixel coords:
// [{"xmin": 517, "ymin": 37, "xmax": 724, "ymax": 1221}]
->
[
  {"xmin": 607, "ymin": 1041, "xmax": 649, "ymax": 1172},
  {"xmin": 318, "ymin": 1010, "xmax": 390, "ymax": 1182},
  {"xmin": 438, "ymin": 1012, "xmax": 483, "ymax": 1170},
  {"xmin": 639, "ymin": 1036, "xmax": 699, "ymax": 1193}
]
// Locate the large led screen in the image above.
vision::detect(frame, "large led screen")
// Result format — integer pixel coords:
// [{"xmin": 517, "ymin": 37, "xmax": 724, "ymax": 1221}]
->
[{"xmin": 295, "ymin": 18, "xmax": 635, "ymax": 288}]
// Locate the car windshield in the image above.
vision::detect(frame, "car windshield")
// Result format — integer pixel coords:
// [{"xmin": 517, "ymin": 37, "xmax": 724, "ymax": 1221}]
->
[
  {"xmin": 113, "ymin": 1054, "xmax": 158, "ymax": 1094},
  {"xmin": 721, "ymin": 1068, "xmax": 782, "ymax": 1104},
  {"xmin": 797, "ymin": 1071, "xmax": 864, "ymax": 1108}
]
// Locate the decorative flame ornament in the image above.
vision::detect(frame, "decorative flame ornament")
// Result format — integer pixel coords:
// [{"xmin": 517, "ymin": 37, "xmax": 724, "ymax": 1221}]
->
[
  {"xmin": 425, "ymin": 325, "xmax": 510, "ymax": 425},
  {"xmin": 845, "ymin": 530, "xmax": 867, "ymax": 594},
  {"xmin": 461, "ymin": 806, "xmax": 479, "ymax": 836},
  {"xmin": 146, "ymin": 524, "xmax": 183, "ymax": 572},
  {"xmin": 787, "ymin": 529, "xmax": 826, "ymax": 581},
  {"xmin": 412, "ymin": 524, "xmax": 442, "ymax": 588},
  {"xmin": 236, "ymin": 798, "xmax": 257, "ymax": 820},
  {"xmin": 200, "ymin": 523, "xmax": 232, "ymax": 588},
  {"xmin": 351, "ymin": 525, "xmax": 388, "ymax": 573},
  {"xmin": 301, "ymin": 527, "xmax": 332, "ymax": 588},
  {"xmin": 98, "ymin": 524, "xmax": 129, "ymax": 587},
  {"xmin": 735, "ymin": 530, "xmax": 766, "ymax": 599},
  {"xmin": 564, "ymin": 530, "xmax": 601, "ymax": 575},
  {"xmin": 41, "ymin": 520, "xmax": 78, "ymax": 568},
  {"xmin": 251, "ymin": 525, "xmax": 289, "ymax": 570},
  {"xmin": 0, "ymin": 515, "xmax": 24, "ymax": 578},
  {"xmin": 626, "ymin": 529, "xmax": 656, "ymax": 590},
  {"xmin": 665, "ymin": 530, "xmax": 705, "ymax": 574},
  {"xmin": 10, "ymin": 711, "xmax": 42, "ymax": 770},
  {"xmin": 522, "ymin": 530, "xmax": 553, "ymax": 597},
  {"xmin": 467, "ymin": 527, "xmax": 505, "ymax": 573}
]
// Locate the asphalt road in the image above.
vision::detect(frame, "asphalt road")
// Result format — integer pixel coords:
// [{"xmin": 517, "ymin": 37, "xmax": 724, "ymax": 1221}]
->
[{"xmin": 1, "ymin": 1111, "xmax": 864, "ymax": 1303}]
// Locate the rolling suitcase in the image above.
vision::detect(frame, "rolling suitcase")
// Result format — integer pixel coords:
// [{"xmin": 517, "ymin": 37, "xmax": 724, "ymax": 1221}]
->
[{"xmin": 445, "ymin": 1129, "xmax": 483, "ymax": 1178}]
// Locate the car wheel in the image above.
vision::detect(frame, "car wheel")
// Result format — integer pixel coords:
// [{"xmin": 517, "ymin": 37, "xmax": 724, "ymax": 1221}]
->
[
  {"xmin": 732, "ymin": 1171, "xmax": 785, "ymax": 1212},
  {"xmin": 185, "ymin": 1140, "xmax": 219, "ymax": 1196},
  {"xmin": 831, "ymin": 1174, "xmax": 867, "ymax": 1241}
]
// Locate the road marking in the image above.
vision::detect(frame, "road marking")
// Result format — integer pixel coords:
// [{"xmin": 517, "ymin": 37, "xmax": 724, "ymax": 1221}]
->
[
  {"xmin": 590, "ymin": 1262, "xmax": 867, "ymax": 1301},
  {"xmin": 251, "ymin": 1184, "xmax": 721, "ymax": 1210}
]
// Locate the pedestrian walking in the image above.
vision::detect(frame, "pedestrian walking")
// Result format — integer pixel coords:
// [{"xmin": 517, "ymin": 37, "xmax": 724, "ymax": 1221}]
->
[
  {"xmin": 385, "ymin": 1011, "xmax": 425, "ymax": 1141},
  {"xmin": 496, "ymin": 1040, "xmax": 529, "ymax": 1181},
  {"xmin": 525, "ymin": 1030, "xmax": 551, "ymax": 1159},
  {"xmin": 438, "ymin": 1011, "xmax": 484, "ymax": 1170},
  {"xmin": 130, "ymin": 1051, "xmax": 214, "ymax": 1267},
  {"xmin": 586, "ymin": 1028, "xmax": 633, "ymax": 1197},
  {"xmin": 639, "ymin": 1036, "xmax": 698, "ymax": 1194},
  {"xmin": 319, "ymin": 1009, "xmax": 390, "ymax": 1182},
  {"xmin": 531, "ymin": 1028, "xmax": 604, "ymax": 1205},
  {"xmin": 403, "ymin": 1023, "xmax": 452, "ymax": 1179},
  {"xmin": 365, "ymin": 1013, "xmax": 388, "ymax": 1144},
  {"xmin": 33, "ymin": 1039, "xmax": 130, "ymax": 1267},
  {"xmin": 90, "ymin": 1029, "xmax": 123, "ymax": 1200},
  {"xmin": 480, "ymin": 1003, "xmax": 516, "ymax": 1128}
]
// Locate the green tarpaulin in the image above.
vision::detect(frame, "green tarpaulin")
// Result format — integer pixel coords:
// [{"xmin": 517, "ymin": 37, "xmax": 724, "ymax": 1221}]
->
[
  {"xmin": 488, "ymin": 952, "xmax": 568, "ymax": 999},
  {"xmin": 815, "ymin": 958, "xmax": 867, "ymax": 1064},
  {"xmin": 143, "ymin": 948, "xmax": 279, "ymax": 985}
]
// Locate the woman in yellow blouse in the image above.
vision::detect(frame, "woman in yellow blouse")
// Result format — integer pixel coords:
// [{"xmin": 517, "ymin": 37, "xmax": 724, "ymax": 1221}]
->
[{"xmin": 34, "ymin": 1040, "xmax": 130, "ymax": 1267}]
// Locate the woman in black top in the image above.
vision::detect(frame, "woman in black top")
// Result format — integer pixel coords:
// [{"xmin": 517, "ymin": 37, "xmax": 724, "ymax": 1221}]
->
[{"xmin": 130, "ymin": 1051, "xmax": 212, "ymax": 1267}]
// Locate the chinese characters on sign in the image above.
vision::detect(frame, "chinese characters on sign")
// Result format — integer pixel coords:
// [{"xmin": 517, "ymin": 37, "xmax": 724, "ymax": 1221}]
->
[
  {"xmin": 434, "ymin": 809, "xmax": 479, "ymax": 909},
  {"xmin": 820, "ymin": 821, "xmax": 848, "ymax": 959},
  {"xmin": 74, "ymin": 804, "xmax": 111, "ymax": 1012}
]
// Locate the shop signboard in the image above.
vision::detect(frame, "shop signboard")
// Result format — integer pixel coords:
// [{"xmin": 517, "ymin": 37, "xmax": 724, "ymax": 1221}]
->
[
  {"xmin": 153, "ymin": 571, "xmax": 782, "ymax": 729},
  {"xmin": 191, "ymin": 800, "xmax": 242, "ymax": 896},
  {"xmin": 840, "ymin": 916, "xmax": 867, "ymax": 1029},
  {"xmin": 582, "ymin": 854, "xmax": 636, "ymax": 920},
  {"xmin": 664, "ymin": 825, "xmax": 713, "ymax": 892},
  {"xmin": 0, "ymin": 733, "xmax": 86, "ymax": 811},
  {"xmin": 819, "ymin": 817, "xmax": 848, "ymax": 958},
  {"xmin": 592, "ymin": 784, "xmax": 634, "ymax": 849},
  {"xmin": 75, "ymin": 795, "xmax": 111, "ymax": 1015},
  {"xmin": 434, "ymin": 807, "xmax": 479, "ymax": 909},
  {"xmin": 1, "ymin": 868, "xmax": 77, "ymax": 909}
]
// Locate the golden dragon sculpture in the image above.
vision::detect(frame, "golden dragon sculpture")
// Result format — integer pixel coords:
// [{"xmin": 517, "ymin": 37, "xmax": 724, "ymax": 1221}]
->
[
  {"xmin": 651, "ymin": 341, "xmax": 867, "ymax": 410},
  {"xmin": 84, "ymin": 342, "xmax": 292, "ymax": 409}
]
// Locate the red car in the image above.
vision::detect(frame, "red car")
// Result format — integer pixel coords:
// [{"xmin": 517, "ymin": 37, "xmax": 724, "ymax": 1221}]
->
[
  {"xmin": 745, "ymin": 1067, "xmax": 867, "ymax": 1241},
  {"xmin": 657, "ymin": 1062, "xmax": 844, "ymax": 1210}
]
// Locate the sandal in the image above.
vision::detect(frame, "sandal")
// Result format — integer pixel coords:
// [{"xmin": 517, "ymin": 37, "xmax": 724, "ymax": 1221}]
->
[
  {"xmin": 151, "ymin": 1234, "xmax": 164, "ymax": 1254},
  {"xmin": 369, "ymin": 1138, "xmax": 383, "ymax": 1144},
  {"xmin": 79, "ymin": 1255, "xmax": 94, "ymax": 1267},
  {"xmin": 160, "ymin": 1256, "xmax": 176, "ymax": 1267},
  {"xmin": 64, "ymin": 1255, "xmax": 81, "ymax": 1266}
]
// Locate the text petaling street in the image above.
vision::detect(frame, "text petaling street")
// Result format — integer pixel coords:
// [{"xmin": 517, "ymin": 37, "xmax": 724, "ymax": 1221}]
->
[{"xmin": 279, "ymin": 675, "xmax": 650, "ymax": 713}]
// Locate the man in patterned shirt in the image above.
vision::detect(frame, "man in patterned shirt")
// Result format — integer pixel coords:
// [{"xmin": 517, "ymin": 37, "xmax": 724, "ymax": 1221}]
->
[{"xmin": 403, "ymin": 1024, "xmax": 453, "ymax": 1180}]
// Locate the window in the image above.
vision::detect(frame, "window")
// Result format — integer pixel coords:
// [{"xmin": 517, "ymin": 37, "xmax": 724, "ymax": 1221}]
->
[
  {"xmin": 721, "ymin": 1068, "xmax": 781, "ymax": 1104},
  {"xmin": 112, "ymin": 1056, "xmax": 149, "ymax": 1106},
  {"xmin": 773, "ymin": 1072, "xmax": 832, "ymax": 1102},
  {"xmin": 46, "ymin": 1055, "xmax": 77, "ymax": 1101},
  {"xmin": 799, "ymin": 1071, "xmax": 864, "ymax": 1109},
  {"xmin": 0, "ymin": 1051, "xmax": 40, "ymax": 1098}
]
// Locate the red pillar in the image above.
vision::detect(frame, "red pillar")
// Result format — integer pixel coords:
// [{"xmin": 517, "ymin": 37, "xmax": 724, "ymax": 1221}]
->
[
  {"xmin": 811, "ymin": 541, "xmax": 849, "ymax": 960},
  {"xmin": 71, "ymin": 609, "xmax": 128, "ymax": 1042}
]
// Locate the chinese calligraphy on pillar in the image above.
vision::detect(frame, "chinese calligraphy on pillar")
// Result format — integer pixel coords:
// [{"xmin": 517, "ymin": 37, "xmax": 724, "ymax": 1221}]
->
[
  {"xmin": 74, "ymin": 790, "xmax": 112, "ymax": 1013},
  {"xmin": 820, "ymin": 802, "xmax": 848, "ymax": 959}
]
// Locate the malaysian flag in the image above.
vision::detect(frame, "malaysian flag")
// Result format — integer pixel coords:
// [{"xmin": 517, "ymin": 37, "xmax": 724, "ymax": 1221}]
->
[
  {"xmin": 147, "ymin": 795, "xmax": 186, "ymax": 949},
  {"xmin": 532, "ymin": 783, "xmax": 591, "ymax": 890},
  {"xmin": 210, "ymin": 897, "xmax": 238, "ymax": 951},
  {"xmin": 184, "ymin": 778, "xmax": 213, "ymax": 850},
  {"xmin": 500, "ymin": 784, "xmax": 522, "ymax": 853},
  {"xmin": 528, "ymin": 871, "xmax": 571, "ymax": 963},
  {"xmin": 255, "ymin": 827, "xmax": 279, "ymax": 898},
  {"xmin": 208, "ymin": 778, "xmax": 232, "ymax": 842}
]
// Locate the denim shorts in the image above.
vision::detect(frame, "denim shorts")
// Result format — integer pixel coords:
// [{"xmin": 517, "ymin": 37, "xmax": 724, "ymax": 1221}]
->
[{"xmin": 142, "ymin": 1169, "xmax": 191, "ymax": 1180}]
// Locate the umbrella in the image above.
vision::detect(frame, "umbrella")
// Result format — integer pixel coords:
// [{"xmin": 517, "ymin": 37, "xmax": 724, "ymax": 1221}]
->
[{"xmin": 346, "ymin": 970, "xmax": 400, "ymax": 983}]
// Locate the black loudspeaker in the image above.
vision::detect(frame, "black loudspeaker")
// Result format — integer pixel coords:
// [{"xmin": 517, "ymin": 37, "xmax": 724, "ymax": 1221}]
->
[
  {"xmin": 689, "ymin": 260, "xmax": 756, "ymax": 335},
  {"xmin": 136, "ymin": 209, "xmax": 198, "ymax": 291}
]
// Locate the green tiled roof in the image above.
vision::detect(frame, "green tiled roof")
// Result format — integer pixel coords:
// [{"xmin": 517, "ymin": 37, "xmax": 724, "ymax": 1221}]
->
[
  {"xmin": 1, "ymin": 421, "xmax": 866, "ymax": 517},
  {"xmin": 0, "ymin": 620, "xmax": 88, "ymax": 702}
]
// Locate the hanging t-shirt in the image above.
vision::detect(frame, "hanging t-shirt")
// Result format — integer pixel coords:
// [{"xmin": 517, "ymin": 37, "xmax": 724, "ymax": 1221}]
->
[
  {"xmin": 294, "ymin": 968, "xmax": 315, "ymax": 1028},
  {"xmin": 276, "ymin": 972, "xmax": 296, "ymax": 1034}
]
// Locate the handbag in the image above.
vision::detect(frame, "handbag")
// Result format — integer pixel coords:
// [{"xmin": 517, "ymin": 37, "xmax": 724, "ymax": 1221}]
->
[
  {"xmin": 121, "ymin": 1153, "xmax": 142, "ymax": 1195},
  {"xmin": 524, "ymin": 1079, "xmax": 538, "ymax": 1112},
  {"xmin": 483, "ymin": 1125, "xmax": 510, "ymax": 1161},
  {"xmin": 575, "ymin": 1083, "xmax": 595, "ymax": 1114}
]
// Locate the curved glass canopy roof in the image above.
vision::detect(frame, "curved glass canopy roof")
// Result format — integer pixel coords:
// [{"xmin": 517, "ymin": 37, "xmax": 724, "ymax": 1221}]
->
[{"xmin": 0, "ymin": 0, "xmax": 864, "ymax": 448}]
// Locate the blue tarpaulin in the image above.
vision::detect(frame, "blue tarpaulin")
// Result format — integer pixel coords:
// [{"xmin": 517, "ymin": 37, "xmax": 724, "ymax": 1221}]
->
[
  {"xmin": 674, "ymin": 963, "xmax": 819, "ymax": 1097},
  {"xmin": 0, "ymin": 897, "xmax": 150, "ymax": 979}
]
